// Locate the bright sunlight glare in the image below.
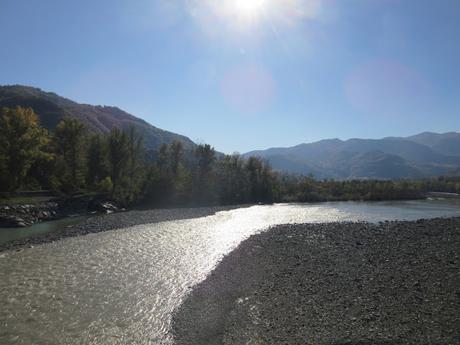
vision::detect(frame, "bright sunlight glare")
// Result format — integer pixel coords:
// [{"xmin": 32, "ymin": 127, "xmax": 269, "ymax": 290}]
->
[
  {"xmin": 187, "ymin": 0, "xmax": 320, "ymax": 34},
  {"xmin": 234, "ymin": 0, "xmax": 267, "ymax": 17}
]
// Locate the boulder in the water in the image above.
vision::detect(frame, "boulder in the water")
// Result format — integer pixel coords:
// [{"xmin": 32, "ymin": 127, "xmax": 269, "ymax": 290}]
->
[{"xmin": 88, "ymin": 199, "xmax": 119, "ymax": 214}]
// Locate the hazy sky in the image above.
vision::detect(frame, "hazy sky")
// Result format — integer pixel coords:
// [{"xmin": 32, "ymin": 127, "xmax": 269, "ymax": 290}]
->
[{"xmin": 1, "ymin": 0, "xmax": 459, "ymax": 153}]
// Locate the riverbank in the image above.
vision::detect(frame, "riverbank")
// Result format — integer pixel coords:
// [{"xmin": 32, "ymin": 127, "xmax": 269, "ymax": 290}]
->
[
  {"xmin": 172, "ymin": 217, "xmax": 460, "ymax": 345},
  {"xmin": 0, "ymin": 205, "xmax": 247, "ymax": 252},
  {"xmin": 0, "ymin": 195, "xmax": 121, "ymax": 227}
]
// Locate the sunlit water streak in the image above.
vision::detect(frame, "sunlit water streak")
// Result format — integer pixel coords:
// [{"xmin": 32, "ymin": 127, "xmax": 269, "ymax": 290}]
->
[{"xmin": 0, "ymin": 200, "xmax": 459, "ymax": 344}]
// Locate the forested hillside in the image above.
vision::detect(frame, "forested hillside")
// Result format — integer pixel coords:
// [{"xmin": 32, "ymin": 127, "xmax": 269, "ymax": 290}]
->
[{"xmin": 0, "ymin": 85, "xmax": 195, "ymax": 151}]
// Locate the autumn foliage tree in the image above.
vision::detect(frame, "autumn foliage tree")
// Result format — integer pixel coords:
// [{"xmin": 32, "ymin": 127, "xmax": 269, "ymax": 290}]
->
[{"xmin": 0, "ymin": 107, "xmax": 49, "ymax": 192}]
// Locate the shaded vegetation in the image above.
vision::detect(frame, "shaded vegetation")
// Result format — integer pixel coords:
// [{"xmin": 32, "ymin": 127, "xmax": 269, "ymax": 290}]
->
[{"xmin": 1, "ymin": 107, "xmax": 459, "ymax": 207}]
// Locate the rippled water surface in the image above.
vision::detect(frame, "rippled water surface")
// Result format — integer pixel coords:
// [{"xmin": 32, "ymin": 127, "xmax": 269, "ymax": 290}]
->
[{"xmin": 1, "ymin": 200, "xmax": 459, "ymax": 344}]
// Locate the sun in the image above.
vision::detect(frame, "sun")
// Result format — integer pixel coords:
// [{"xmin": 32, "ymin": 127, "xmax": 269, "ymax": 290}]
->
[
  {"xmin": 233, "ymin": 0, "xmax": 267, "ymax": 20},
  {"xmin": 189, "ymin": 0, "xmax": 273, "ymax": 32},
  {"xmin": 235, "ymin": 0, "xmax": 266, "ymax": 14}
]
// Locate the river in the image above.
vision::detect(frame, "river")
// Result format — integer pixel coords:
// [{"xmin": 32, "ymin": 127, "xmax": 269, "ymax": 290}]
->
[{"xmin": 0, "ymin": 200, "xmax": 459, "ymax": 344}]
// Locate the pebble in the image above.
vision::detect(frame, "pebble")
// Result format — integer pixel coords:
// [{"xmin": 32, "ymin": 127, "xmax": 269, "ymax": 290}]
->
[{"xmin": 173, "ymin": 217, "xmax": 460, "ymax": 345}]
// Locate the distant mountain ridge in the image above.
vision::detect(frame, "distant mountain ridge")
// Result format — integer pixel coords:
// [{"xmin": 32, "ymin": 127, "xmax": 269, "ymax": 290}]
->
[
  {"xmin": 0, "ymin": 85, "xmax": 196, "ymax": 151},
  {"xmin": 244, "ymin": 132, "xmax": 460, "ymax": 179}
]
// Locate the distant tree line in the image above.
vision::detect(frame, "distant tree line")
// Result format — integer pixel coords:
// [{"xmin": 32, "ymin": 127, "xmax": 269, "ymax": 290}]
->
[{"xmin": 1, "ymin": 106, "xmax": 459, "ymax": 206}]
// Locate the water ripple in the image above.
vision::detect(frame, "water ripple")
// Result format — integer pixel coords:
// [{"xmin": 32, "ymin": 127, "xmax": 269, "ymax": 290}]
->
[{"xmin": 1, "ymin": 201, "xmax": 459, "ymax": 344}]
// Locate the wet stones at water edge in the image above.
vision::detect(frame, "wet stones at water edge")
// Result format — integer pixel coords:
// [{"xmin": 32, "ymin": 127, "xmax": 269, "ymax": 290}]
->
[
  {"xmin": 0, "ymin": 203, "xmax": 58, "ymax": 227},
  {"xmin": 0, "ymin": 198, "xmax": 122, "ymax": 228},
  {"xmin": 87, "ymin": 200, "xmax": 120, "ymax": 214}
]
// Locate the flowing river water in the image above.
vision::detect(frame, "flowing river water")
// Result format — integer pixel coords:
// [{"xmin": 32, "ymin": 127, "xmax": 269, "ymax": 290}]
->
[{"xmin": 1, "ymin": 200, "xmax": 459, "ymax": 345}]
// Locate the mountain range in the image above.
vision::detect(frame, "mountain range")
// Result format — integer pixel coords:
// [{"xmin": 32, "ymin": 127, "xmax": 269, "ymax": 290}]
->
[
  {"xmin": 244, "ymin": 133, "xmax": 460, "ymax": 179},
  {"xmin": 0, "ymin": 85, "xmax": 195, "ymax": 151},
  {"xmin": 1, "ymin": 85, "xmax": 459, "ymax": 180}
]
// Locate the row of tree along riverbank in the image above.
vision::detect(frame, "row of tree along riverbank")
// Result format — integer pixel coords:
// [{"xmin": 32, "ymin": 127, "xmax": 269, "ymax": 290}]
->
[{"xmin": 1, "ymin": 106, "xmax": 460, "ymax": 208}]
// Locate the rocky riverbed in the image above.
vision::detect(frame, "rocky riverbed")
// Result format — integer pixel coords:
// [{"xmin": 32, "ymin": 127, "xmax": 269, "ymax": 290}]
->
[
  {"xmin": 172, "ymin": 217, "xmax": 460, "ymax": 345},
  {"xmin": 0, "ymin": 205, "xmax": 245, "ymax": 252},
  {"xmin": 0, "ymin": 202, "xmax": 59, "ymax": 227}
]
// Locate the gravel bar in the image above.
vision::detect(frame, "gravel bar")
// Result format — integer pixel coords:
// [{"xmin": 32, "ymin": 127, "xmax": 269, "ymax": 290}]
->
[
  {"xmin": 173, "ymin": 217, "xmax": 460, "ymax": 345},
  {"xmin": 0, "ymin": 205, "xmax": 246, "ymax": 252}
]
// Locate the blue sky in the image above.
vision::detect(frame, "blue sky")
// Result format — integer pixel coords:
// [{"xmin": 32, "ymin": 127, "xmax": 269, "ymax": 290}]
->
[{"xmin": 1, "ymin": 0, "xmax": 459, "ymax": 153}]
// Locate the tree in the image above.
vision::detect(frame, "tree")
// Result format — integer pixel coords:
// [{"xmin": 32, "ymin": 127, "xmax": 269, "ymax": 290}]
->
[
  {"xmin": 125, "ymin": 126, "xmax": 145, "ymax": 204},
  {"xmin": 54, "ymin": 117, "xmax": 87, "ymax": 192},
  {"xmin": 86, "ymin": 134, "xmax": 109, "ymax": 187},
  {"xmin": 193, "ymin": 144, "xmax": 216, "ymax": 203},
  {"xmin": 107, "ymin": 127, "xmax": 129, "ymax": 201},
  {"xmin": 167, "ymin": 141, "xmax": 192, "ymax": 203},
  {"xmin": 216, "ymin": 154, "xmax": 249, "ymax": 204},
  {"xmin": 169, "ymin": 141, "xmax": 183, "ymax": 176},
  {"xmin": 145, "ymin": 141, "xmax": 190, "ymax": 206},
  {"xmin": 0, "ymin": 107, "xmax": 49, "ymax": 192},
  {"xmin": 157, "ymin": 144, "xmax": 169, "ymax": 172},
  {"xmin": 157, "ymin": 140, "xmax": 183, "ymax": 176},
  {"xmin": 195, "ymin": 144, "xmax": 215, "ymax": 181},
  {"xmin": 246, "ymin": 156, "xmax": 276, "ymax": 203}
]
